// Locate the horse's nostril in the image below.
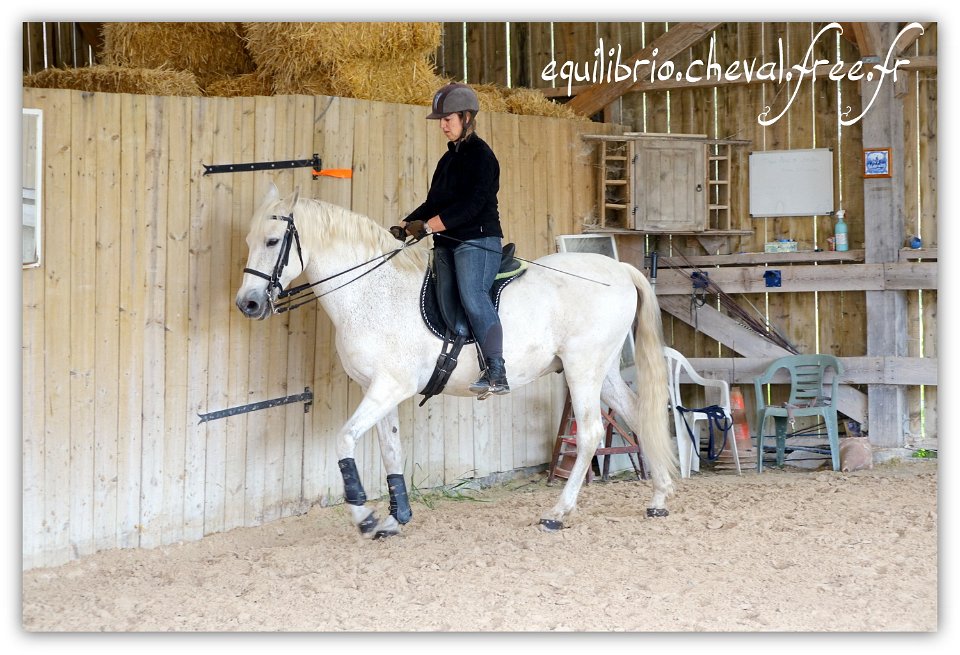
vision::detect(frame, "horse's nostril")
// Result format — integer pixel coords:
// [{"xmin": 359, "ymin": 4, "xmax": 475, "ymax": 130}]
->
[{"xmin": 238, "ymin": 297, "xmax": 261, "ymax": 317}]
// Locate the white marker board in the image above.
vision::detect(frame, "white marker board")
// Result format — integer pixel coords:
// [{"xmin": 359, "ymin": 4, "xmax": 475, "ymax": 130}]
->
[{"xmin": 748, "ymin": 148, "xmax": 834, "ymax": 217}]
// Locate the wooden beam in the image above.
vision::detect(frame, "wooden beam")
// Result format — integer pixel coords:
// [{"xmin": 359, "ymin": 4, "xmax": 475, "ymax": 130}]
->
[
  {"xmin": 565, "ymin": 22, "xmax": 720, "ymax": 117},
  {"xmin": 894, "ymin": 22, "xmax": 934, "ymax": 58},
  {"xmin": 850, "ymin": 22, "xmax": 882, "ymax": 58},
  {"xmin": 658, "ymin": 295, "xmax": 868, "ymax": 423},
  {"xmin": 653, "ymin": 261, "xmax": 936, "ymax": 295},
  {"xmin": 683, "ymin": 356, "xmax": 937, "ymax": 387},
  {"xmin": 862, "ymin": 22, "xmax": 909, "ymax": 449}
]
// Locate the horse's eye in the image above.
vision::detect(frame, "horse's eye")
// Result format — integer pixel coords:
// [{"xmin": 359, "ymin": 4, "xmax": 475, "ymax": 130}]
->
[{"xmin": 266, "ymin": 237, "xmax": 280, "ymax": 247}]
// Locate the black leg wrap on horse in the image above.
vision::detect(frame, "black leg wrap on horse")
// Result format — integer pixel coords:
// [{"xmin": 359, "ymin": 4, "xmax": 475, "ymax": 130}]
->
[
  {"xmin": 387, "ymin": 474, "xmax": 413, "ymax": 524},
  {"xmin": 646, "ymin": 507, "xmax": 669, "ymax": 518},
  {"xmin": 338, "ymin": 458, "xmax": 367, "ymax": 506},
  {"xmin": 539, "ymin": 518, "xmax": 564, "ymax": 531}
]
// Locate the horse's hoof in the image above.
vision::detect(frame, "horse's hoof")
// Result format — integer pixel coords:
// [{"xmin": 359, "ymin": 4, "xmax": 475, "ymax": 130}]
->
[
  {"xmin": 358, "ymin": 512, "xmax": 379, "ymax": 536},
  {"xmin": 538, "ymin": 518, "xmax": 564, "ymax": 531},
  {"xmin": 646, "ymin": 507, "xmax": 669, "ymax": 518},
  {"xmin": 372, "ymin": 515, "xmax": 400, "ymax": 540}
]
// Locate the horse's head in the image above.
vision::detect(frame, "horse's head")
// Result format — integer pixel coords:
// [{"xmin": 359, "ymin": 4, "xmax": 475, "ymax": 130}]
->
[{"xmin": 236, "ymin": 183, "xmax": 304, "ymax": 319}]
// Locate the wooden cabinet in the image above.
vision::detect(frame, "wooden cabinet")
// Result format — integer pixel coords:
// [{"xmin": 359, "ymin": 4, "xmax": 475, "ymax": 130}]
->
[
  {"xmin": 586, "ymin": 134, "xmax": 749, "ymax": 236},
  {"xmin": 633, "ymin": 138, "xmax": 707, "ymax": 231}
]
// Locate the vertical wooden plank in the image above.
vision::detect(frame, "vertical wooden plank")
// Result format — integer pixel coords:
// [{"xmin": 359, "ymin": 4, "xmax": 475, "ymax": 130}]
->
[
  {"xmin": 318, "ymin": 96, "xmax": 357, "ymax": 503},
  {"xmin": 22, "ymin": 89, "xmax": 48, "ymax": 569},
  {"xmin": 139, "ymin": 95, "xmax": 169, "ymax": 549},
  {"xmin": 261, "ymin": 95, "xmax": 293, "ymax": 524},
  {"xmin": 441, "ymin": 22, "xmax": 465, "ymax": 82},
  {"xmin": 280, "ymin": 93, "xmax": 317, "ymax": 518},
  {"xmin": 814, "ymin": 24, "xmax": 846, "ymax": 361},
  {"xmin": 199, "ymin": 97, "xmax": 230, "ymax": 535},
  {"xmin": 68, "ymin": 90, "xmax": 97, "ymax": 558},
  {"xmin": 419, "ymin": 104, "xmax": 448, "ymax": 488},
  {"xmin": 348, "ymin": 97, "xmax": 379, "ymax": 496},
  {"xmin": 77, "ymin": 90, "xmax": 120, "ymax": 556},
  {"xmin": 116, "ymin": 92, "xmax": 147, "ymax": 550},
  {"xmin": 302, "ymin": 96, "xmax": 336, "ymax": 505},
  {"xmin": 917, "ymin": 24, "xmax": 937, "ymax": 445},
  {"xmin": 161, "ymin": 95, "xmax": 191, "ymax": 544},
  {"xmin": 397, "ymin": 102, "xmax": 424, "ymax": 483},
  {"xmin": 224, "ymin": 95, "xmax": 257, "ymax": 529},
  {"xmin": 183, "ymin": 96, "xmax": 214, "ymax": 541},
  {"xmin": 239, "ymin": 96, "xmax": 272, "ymax": 526},
  {"xmin": 42, "ymin": 89, "xmax": 73, "ymax": 565}
]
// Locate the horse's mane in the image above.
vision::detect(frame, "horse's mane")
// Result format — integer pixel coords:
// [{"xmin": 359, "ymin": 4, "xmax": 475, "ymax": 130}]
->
[{"xmin": 256, "ymin": 196, "xmax": 429, "ymax": 274}]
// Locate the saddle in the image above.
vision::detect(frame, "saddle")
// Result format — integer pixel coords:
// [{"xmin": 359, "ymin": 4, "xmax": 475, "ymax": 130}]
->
[{"xmin": 417, "ymin": 243, "xmax": 527, "ymax": 405}]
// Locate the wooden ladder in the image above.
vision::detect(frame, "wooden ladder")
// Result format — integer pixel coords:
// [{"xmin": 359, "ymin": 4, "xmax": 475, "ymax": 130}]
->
[
  {"xmin": 707, "ymin": 141, "xmax": 732, "ymax": 231},
  {"xmin": 548, "ymin": 393, "xmax": 647, "ymax": 483},
  {"xmin": 597, "ymin": 138, "xmax": 635, "ymax": 230}
]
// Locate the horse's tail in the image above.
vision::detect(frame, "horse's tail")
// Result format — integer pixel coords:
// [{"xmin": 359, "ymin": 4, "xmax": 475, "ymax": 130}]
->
[{"xmin": 623, "ymin": 263, "xmax": 678, "ymax": 485}]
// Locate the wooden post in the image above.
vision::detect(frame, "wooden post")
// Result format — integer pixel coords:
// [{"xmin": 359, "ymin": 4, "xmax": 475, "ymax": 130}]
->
[{"xmin": 861, "ymin": 22, "xmax": 907, "ymax": 448}]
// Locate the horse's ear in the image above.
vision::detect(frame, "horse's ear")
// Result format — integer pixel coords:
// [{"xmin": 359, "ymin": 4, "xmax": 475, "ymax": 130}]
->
[
  {"xmin": 264, "ymin": 182, "xmax": 280, "ymax": 205},
  {"xmin": 287, "ymin": 186, "xmax": 301, "ymax": 214}
]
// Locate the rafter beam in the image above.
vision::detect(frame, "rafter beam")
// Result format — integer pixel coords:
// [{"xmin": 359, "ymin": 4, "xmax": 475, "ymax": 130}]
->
[{"xmin": 565, "ymin": 22, "xmax": 720, "ymax": 117}]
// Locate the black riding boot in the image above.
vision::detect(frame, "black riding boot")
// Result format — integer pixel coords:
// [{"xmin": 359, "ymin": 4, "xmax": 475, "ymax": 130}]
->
[{"xmin": 469, "ymin": 356, "xmax": 510, "ymax": 396}]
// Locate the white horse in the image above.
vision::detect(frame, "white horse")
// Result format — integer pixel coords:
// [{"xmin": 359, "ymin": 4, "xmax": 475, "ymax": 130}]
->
[{"xmin": 236, "ymin": 184, "xmax": 677, "ymax": 538}]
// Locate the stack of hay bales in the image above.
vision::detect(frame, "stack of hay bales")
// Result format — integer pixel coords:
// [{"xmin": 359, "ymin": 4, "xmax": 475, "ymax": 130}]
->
[
  {"xmin": 241, "ymin": 22, "xmax": 443, "ymax": 104},
  {"xmin": 21, "ymin": 21, "xmax": 585, "ymax": 120},
  {"xmin": 23, "ymin": 22, "xmax": 252, "ymax": 96}
]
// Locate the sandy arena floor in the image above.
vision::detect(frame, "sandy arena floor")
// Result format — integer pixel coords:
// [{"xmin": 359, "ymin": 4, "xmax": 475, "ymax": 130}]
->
[{"xmin": 21, "ymin": 459, "xmax": 937, "ymax": 633}]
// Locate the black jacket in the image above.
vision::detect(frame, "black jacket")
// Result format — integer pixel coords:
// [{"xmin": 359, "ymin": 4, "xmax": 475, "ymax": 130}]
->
[{"xmin": 403, "ymin": 135, "xmax": 503, "ymax": 246}]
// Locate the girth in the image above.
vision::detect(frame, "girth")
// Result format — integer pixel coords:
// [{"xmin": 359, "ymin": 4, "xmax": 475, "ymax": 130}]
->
[{"xmin": 417, "ymin": 243, "xmax": 526, "ymax": 405}]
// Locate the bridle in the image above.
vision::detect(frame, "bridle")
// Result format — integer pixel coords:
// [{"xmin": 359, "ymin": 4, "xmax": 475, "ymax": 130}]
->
[
  {"xmin": 242, "ymin": 213, "xmax": 305, "ymax": 307},
  {"xmin": 242, "ymin": 212, "xmax": 415, "ymax": 315}
]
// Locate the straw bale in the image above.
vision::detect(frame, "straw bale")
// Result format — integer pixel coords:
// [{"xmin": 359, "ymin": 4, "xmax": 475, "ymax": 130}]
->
[
  {"xmin": 101, "ymin": 22, "xmax": 254, "ymax": 80},
  {"xmin": 204, "ymin": 72, "xmax": 274, "ymax": 98},
  {"xmin": 472, "ymin": 83, "xmax": 510, "ymax": 114},
  {"xmin": 243, "ymin": 22, "xmax": 441, "ymax": 73},
  {"xmin": 329, "ymin": 56, "xmax": 442, "ymax": 105},
  {"xmin": 23, "ymin": 65, "xmax": 202, "ymax": 96},
  {"xmin": 503, "ymin": 87, "xmax": 584, "ymax": 120}
]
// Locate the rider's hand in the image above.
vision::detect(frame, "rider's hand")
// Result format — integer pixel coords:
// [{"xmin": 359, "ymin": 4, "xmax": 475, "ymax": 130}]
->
[
  {"xmin": 404, "ymin": 220, "xmax": 428, "ymax": 241},
  {"xmin": 389, "ymin": 225, "xmax": 407, "ymax": 241}
]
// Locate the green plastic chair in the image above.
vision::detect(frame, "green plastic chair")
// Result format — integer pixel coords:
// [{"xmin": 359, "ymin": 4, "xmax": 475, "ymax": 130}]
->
[{"xmin": 753, "ymin": 354, "xmax": 844, "ymax": 472}]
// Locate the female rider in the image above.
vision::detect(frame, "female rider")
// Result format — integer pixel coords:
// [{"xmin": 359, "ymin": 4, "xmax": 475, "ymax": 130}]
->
[{"xmin": 398, "ymin": 82, "xmax": 509, "ymax": 396}]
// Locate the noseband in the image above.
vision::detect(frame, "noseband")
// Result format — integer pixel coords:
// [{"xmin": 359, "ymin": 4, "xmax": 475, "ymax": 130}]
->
[{"xmin": 243, "ymin": 212, "xmax": 304, "ymax": 305}]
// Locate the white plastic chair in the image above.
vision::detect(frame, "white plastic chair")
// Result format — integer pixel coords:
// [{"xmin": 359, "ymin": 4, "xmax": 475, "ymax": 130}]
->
[{"xmin": 664, "ymin": 347, "xmax": 741, "ymax": 478}]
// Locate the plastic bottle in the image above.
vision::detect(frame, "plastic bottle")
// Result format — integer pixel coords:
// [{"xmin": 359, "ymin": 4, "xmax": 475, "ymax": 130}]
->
[{"xmin": 834, "ymin": 209, "xmax": 849, "ymax": 252}]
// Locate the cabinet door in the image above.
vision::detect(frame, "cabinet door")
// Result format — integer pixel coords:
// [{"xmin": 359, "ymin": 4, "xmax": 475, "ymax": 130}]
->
[{"xmin": 632, "ymin": 139, "xmax": 707, "ymax": 232}]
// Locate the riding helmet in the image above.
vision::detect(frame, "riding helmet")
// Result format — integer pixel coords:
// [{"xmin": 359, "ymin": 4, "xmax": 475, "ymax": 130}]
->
[{"xmin": 427, "ymin": 83, "xmax": 480, "ymax": 119}]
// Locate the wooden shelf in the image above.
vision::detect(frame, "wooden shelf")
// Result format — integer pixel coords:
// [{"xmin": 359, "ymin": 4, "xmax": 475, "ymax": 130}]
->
[
  {"xmin": 659, "ymin": 249, "xmax": 866, "ymax": 267},
  {"xmin": 585, "ymin": 227, "xmax": 753, "ymax": 237}
]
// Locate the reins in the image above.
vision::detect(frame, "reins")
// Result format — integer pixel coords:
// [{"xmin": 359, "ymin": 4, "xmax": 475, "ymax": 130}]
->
[{"xmin": 242, "ymin": 212, "xmax": 416, "ymax": 315}]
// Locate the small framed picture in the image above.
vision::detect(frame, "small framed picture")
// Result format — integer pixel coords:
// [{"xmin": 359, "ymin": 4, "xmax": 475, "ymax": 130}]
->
[{"xmin": 863, "ymin": 147, "xmax": 891, "ymax": 178}]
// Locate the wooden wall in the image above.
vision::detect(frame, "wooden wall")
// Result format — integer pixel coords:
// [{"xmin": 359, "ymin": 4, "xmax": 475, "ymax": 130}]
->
[{"xmin": 21, "ymin": 86, "xmax": 616, "ymax": 570}]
